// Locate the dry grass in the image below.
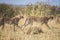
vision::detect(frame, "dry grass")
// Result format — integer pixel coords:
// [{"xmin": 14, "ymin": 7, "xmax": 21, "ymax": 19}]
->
[{"xmin": 0, "ymin": 15, "xmax": 60, "ymax": 40}]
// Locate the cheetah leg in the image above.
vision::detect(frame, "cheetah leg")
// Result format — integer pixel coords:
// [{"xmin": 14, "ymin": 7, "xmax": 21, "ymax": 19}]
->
[
  {"xmin": 21, "ymin": 19, "xmax": 31, "ymax": 30},
  {"xmin": 40, "ymin": 22, "xmax": 44, "ymax": 26},
  {"xmin": 45, "ymin": 23, "xmax": 51, "ymax": 29},
  {"xmin": 16, "ymin": 24, "xmax": 23, "ymax": 31},
  {"xmin": 45, "ymin": 23, "xmax": 56, "ymax": 33},
  {"xmin": 2, "ymin": 21, "xmax": 5, "ymax": 30},
  {"xmin": 14, "ymin": 24, "xmax": 16, "ymax": 31}
]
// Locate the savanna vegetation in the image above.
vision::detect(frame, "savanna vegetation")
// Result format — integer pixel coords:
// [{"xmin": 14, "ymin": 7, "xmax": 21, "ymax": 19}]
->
[
  {"xmin": 0, "ymin": 3, "xmax": 60, "ymax": 18},
  {"xmin": 0, "ymin": 3, "xmax": 60, "ymax": 40}
]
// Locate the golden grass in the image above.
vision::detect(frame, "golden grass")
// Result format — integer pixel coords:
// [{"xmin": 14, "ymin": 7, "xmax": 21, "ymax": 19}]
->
[{"xmin": 0, "ymin": 15, "xmax": 60, "ymax": 40}]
